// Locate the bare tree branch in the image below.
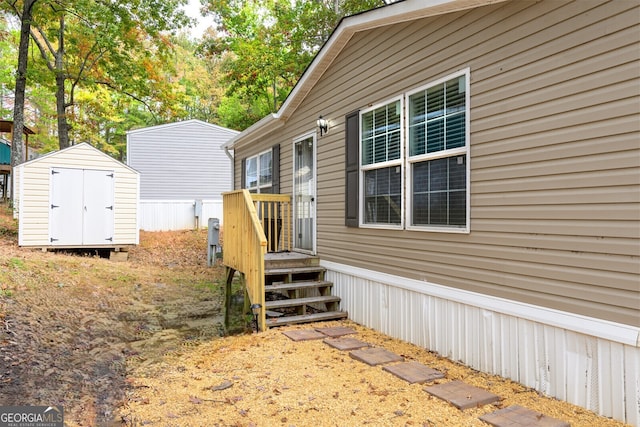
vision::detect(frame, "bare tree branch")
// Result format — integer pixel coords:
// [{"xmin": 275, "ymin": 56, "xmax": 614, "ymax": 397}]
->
[
  {"xmin": 29, "ymin": 25, "xmax": 56, "ymax": 71},
  {"xmin": 95, "ymin": 80, "xmax": 159, "ymax": 122}
]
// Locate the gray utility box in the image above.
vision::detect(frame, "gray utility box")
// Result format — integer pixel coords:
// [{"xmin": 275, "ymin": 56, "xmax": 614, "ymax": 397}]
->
[{"xmin": 207, "ymin": 217, "xmax": 220, "ymax": 266}]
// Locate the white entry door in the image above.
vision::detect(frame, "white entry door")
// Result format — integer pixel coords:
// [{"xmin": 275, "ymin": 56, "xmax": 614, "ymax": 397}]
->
[
  {"xmin": 293, "ymin": 135, "xmax": 316, "ymax": 253},
  {"xmin": 49, "ymin": 168, "xmax": 115, "ymax": 245}
]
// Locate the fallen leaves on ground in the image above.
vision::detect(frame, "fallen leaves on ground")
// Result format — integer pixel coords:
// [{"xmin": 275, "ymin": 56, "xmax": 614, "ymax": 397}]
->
[
  {"xmin": 120, "ymin": 321, "xmax": 627, "ymax": 427},
  {"xmin": 0, "ymin": 206, "xmax": 629, "ymax": 427}
]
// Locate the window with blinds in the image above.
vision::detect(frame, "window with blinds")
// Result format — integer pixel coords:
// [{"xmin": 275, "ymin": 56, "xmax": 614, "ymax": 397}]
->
[
  {"xmin": 408, "ymin": 72, "xmax": 468, "ymax": 229},
  {"xmin": 355, "ymin": 69, "xmax": 469, "ymax": 231},
  {"xmin": 245, "ymin": 149, "xmax": 273, "ymax": 193},
  {"xmin": 360, "ymin": 97, "xmax": 403, "ymax": 226}
]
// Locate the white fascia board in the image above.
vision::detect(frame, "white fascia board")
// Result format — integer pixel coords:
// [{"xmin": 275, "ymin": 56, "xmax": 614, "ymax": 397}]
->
[
  {"xmin": 222, "ymin": 113, "xmax": 282, "ymax": 150},
  {"xmin": 278, "ymin": 0, "xmax": 505, "ymax": 117},
  {"xmin": 231, "ymin": 0, "xmax": 504, "ymax": 148}
]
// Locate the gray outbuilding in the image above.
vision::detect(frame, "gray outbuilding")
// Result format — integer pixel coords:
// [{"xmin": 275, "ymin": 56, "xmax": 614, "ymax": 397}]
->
[{"xmin": 126, "ymin": 119, "xmax": 238, "ymax": 230}]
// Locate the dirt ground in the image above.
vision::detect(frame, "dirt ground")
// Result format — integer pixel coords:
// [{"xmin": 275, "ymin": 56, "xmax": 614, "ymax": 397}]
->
[
  {"xmin": 0, "ymin": 206, "xmax": 629, "ymax": 426},
  {"xmin": 0, "ymin": 206, "xmax": 228, "ymax": 425}
]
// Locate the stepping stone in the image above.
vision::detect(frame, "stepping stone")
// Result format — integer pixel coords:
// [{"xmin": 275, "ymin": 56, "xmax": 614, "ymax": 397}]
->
[
  {"xmin": 480, "ymin": 405, "xmax": 570, "ymax": 427},
  {"xmin": 282, "ymin": 329, "xmax": 326, "ymax": 341},
  {"xmin": 315, "ymin": 326, "xmax": 357, "ymax": 337},
  {"xmin": 382, "ymin": 361, "xmax": 445, "ymax": 384},
  {"xmin": 324, "ymin": 336, "xmax": 371, "ymax": 351},
  {"xmin": 424, "ymin": 380, "xmax": 500, "ymax": 410},
  {"xmin": 349, "ymin": 347, "xmax": 403, "ymax": 366}
]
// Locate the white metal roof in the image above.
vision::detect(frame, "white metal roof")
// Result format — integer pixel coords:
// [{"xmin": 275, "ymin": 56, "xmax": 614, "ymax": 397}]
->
[{"xmin": 127, "ymin": 118, "xmax": 239, "ymax": 136}]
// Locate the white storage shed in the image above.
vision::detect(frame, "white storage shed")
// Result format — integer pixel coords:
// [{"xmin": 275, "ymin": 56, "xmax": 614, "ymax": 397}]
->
[{"xmin": 13, "ymin": 143, "xmax": 139, "ymax": 248}]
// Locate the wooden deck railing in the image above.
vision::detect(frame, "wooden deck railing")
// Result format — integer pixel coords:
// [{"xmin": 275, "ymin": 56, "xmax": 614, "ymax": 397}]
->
[
  {"xmin": 252, "ymin": 193, "xmax": 292, "ymax": 253},
  {"xmin": 222, "ymin": 190, "xmax": 292, "ymax": 331}
]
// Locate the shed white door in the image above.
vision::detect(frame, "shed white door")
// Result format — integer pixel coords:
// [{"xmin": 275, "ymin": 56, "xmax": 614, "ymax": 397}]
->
[{"xmin": 49, "ymin": 168, "xmax": 115, "ymax": 245}]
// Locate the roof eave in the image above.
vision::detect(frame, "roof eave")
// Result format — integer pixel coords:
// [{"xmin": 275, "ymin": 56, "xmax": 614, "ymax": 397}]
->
[
  {"xmin": 222, "ymin": 113, "xmax": 282, "ymax": 150},
  {"xmin": 229, "ymin": 0, "xmax": 506, "ymax": 148},
  {"xmin": 126, "ymin": 119, "xmax": 239, "ymax": 136}
]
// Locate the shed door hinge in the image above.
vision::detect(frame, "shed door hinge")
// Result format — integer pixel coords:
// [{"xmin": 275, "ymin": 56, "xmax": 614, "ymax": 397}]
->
[{"xmin": 51, "ymin": 204, "xmax": 59, "ymax": 209}]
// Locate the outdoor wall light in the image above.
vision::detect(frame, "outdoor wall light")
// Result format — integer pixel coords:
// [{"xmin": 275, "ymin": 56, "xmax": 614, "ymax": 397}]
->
[
  {"xmin": 317, "ymin": 116, "xmax": 328, "ymax": 136},
  {"xmin": 250, "ymin": 303, "xmax": 262, "ymax": 333}
]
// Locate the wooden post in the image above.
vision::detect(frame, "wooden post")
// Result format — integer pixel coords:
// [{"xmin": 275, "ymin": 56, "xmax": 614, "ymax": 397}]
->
[{"xmin": 224, "ymin": 266, "xmax": 236, "ymax": 331}]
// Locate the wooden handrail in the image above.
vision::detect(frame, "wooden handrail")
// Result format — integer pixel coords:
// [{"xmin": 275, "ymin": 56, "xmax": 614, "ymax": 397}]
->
[
  {"xmin": 222, "ymin": 191, "xmax": 293, "ymax": 331},
  {"xmin": 222, "ymin": 190, "xmax": 267, "ymax": 331},
  {"xmin": 222, "ymin": 190, "xmax": 292, "ymax": 331}
]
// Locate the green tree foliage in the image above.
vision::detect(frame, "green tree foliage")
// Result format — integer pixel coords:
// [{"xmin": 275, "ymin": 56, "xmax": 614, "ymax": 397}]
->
[
  {"xmin": 0, "ymin": 15, "xmax": 16, "ymax": 119},
  {"xmin": 2, "ymin": 0, "xmax": 192, "ymax": 151},
  {"xmin": 7, "ymin": 0, "xmax": 36, "ymax": 167},
  {"xmin": 0, "ymin": 0, "xmax": 384, "ymax": 156},
  {"xmin": 200, "ymin": 0, "xmax": 384, "ymax": 130},
  {"xmin": 172, "ymin": 34, "xmax": 226, "ymax": 124}
]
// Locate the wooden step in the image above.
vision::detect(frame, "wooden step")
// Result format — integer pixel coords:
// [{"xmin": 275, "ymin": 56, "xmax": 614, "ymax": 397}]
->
[
  {"xmin": 265, "ymin": 295, "xmax": 340, "ymax": 310},
  {"xmin": 266, "ymin": 311, "xmax": 348, "ymax": 327},
  {"xmin": 265, "ymin": 266, "xmax": 326, "ymax": 276},
  {"xmin": 265, "ymin": 253, "xmax": 320, "ymax": 269},
  {"xmin": 265, "ymin": 280, "xmax": 333, "ymax": 293}
]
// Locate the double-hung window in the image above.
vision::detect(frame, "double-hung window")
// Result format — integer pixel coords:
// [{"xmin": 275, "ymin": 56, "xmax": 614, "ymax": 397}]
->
[
  {"xmin": 245, "ymin": 150, "xmax": 273, "ymax": 193},
  {"xmin": 408, "ymin": 71, "xmax": 468, "ymax": 230},
  {"xmin": 356, "ymin": 69, "xmax": 469, "ymax": 232},
  {"xmin": 360, "ymin": 98, "xmax": 403, "ymax": 227}
]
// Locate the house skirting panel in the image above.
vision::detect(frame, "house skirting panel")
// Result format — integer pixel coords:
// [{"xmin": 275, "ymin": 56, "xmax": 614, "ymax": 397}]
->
[
  {"xmin": 138, "ymin": 199, "xmax": 223, "ymax": 231},
  {"xmin": 321, "ymin": 260, "xmax": 640, "ymax": 426}
]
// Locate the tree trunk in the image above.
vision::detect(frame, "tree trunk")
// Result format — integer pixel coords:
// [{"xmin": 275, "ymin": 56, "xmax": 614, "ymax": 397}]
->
[
  {"xmin": 11, "ymin": 0, "xmax": 38, "ymax": 169},
  {"xmin": 55, "ymin": 71, "xmax": 70, "ymax": 149},
  {"xmin": 55, "ymin": 14, "xmax": 70, "ymax": 149}
]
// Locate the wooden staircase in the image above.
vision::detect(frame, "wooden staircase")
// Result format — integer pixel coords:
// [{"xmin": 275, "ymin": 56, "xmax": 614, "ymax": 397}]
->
[{"xmin": 264, "ymin": 253, "xmax": 347, "ymax": 327}]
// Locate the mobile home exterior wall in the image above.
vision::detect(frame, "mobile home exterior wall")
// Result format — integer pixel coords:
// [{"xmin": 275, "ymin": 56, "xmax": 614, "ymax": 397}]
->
[{"xmin": 228, "ymin": 1, "xmax": 640, "ymax": 423}]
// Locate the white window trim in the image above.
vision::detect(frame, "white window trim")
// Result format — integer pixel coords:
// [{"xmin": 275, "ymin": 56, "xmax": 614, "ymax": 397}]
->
[
  {"xmin": 359, "ymin": 96, "xmax": 405, "ymax": 229},
  {"xmin": 357, "ymin": 69, "xmax": 471, "ymax": 233},
  {"xmin": 406, "ymin": 68, "xmax": 470, "ymax": 233},
  {"xmin": 245, "ymin": 149, "xmax": 273, "ymax": 193}
]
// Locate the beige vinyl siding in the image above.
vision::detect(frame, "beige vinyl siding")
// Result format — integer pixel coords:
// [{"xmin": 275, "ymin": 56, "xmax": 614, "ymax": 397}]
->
[
  {"xmin": 233, "ymin": 0, "xmax": 639, "ymax": 326},
  {"xmin": 17, "ymin": 144, "xmax": 139, "ymax": 246}
]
